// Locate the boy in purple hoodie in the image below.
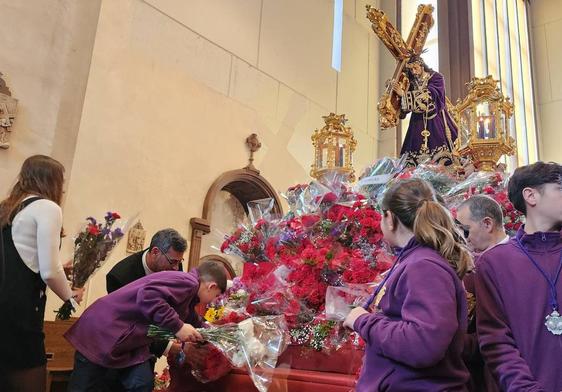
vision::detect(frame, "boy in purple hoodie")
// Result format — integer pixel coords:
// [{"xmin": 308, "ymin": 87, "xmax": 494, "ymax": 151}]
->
[
  {"xmin": 475, "ymin": 161, "xmax": 562, "ymax": 391},
  {"xmin": 65, "ymin": 260, "xmax": 227, "ymax": 392},
  {"xmin": 344, "ymin": 178, "xmax": 471, "ymax": 391}
]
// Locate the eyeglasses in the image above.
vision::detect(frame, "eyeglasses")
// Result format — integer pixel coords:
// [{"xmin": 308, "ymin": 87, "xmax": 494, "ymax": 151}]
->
[
  {"xmin": 454, "ymin": 219, "xmax": 470, "ymax": 239},
  {"xmin": 157, "ymin": 248, "xmax": 184, "ymax": 266}
]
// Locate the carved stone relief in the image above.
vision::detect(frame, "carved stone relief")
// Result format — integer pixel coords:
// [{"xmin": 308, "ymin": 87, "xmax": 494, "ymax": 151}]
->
[{"xmin": 0, "ymin": 73, "xmax": 18, "ymax": 149}]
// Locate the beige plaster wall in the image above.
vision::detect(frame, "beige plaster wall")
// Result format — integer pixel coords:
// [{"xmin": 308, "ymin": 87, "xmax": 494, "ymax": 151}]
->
[
  {"xmin": 40, "ymin": 0, "xmax": 382, "ymax": 316},
  {"xmin": 530, "ymin": 0, "xmax": 562, "ymax": 162},
  {"xmin": 0, "ymin": 0, "xmax": 101, "ymax": 191}
]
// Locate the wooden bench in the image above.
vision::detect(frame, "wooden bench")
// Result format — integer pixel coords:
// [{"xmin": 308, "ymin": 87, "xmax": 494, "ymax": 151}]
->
[{"xmin": 44, "ymin": 318, "xmax": 76, "ymax": 391}]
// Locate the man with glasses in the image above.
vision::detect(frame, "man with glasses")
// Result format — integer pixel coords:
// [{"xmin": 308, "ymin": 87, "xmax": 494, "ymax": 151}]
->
[
  {"xmin": 104, "ymin": 228, "xmax": 187, "ymax": 389},
  {"xmin": 107, "ymin": 228, "xmax": 187, "ymax": 293},
  {"xmin": 456, "ymin": 195, "xmax": 508, "ymax": 392}
]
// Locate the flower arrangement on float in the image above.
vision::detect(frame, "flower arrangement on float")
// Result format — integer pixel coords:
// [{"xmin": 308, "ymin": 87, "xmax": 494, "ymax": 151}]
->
[{"xmin": 154, "ymin": 157, "xmax": 523, "ymax": 390}]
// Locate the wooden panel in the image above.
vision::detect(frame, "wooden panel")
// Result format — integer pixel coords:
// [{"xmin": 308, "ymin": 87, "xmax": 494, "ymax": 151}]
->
[{"xmin": 44, "ymin": 318, "xmax": 77, "ymax": 371}]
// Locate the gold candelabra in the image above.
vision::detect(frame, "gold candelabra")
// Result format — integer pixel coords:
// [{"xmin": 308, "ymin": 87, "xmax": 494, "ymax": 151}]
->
[
  {"xmin": 451, "ymin": 76, "xmax": 516, "ymax": 171},
  {"xmin": 310, "ymin": 113, "xmax": 357, "ymax": 181}
]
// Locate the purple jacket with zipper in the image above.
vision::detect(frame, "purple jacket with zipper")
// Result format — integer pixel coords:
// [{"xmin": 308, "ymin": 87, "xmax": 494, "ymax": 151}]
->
[
  {"xmin": 353, "ymin": 238, "xmax": 469, "ymax": 391},
  {"xmin": 475, "ymin": 228, "xmax": 562, "ymax": 391}
]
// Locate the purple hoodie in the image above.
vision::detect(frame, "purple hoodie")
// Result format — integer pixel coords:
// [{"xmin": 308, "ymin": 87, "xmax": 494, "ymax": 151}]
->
[
  {"xmin": 475, "ymin": 228, "xmax": 562, "ymax": 391},
  {"xmin": 353, "ymin": 238, "xmax": 469, "ymax": 391},
  {"xmin": 65, "ymin": 270, "xmax": 202, "ymax": 368}
]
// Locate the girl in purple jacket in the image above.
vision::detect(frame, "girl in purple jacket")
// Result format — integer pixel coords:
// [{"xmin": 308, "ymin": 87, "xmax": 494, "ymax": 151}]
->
[{"xmin": 344, "ymin": 178, "xmax": 472, "ymax": 391}]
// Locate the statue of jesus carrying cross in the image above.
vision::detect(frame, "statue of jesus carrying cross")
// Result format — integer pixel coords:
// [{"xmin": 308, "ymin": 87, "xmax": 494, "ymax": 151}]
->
[{"xmin": 367, "ymin": 4, "xmax": 459, "ymax": 166}]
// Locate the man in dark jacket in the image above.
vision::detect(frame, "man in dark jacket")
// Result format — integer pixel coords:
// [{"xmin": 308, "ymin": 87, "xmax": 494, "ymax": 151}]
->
[{"xmin": 107, "ymin": 228, "xmax": 186, "ymax": 294}]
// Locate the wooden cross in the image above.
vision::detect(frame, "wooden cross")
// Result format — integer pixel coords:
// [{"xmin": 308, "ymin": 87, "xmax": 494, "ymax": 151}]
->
[{"xmin": 366, "ymin": 4, "xmax": 435, "ymax": 129}]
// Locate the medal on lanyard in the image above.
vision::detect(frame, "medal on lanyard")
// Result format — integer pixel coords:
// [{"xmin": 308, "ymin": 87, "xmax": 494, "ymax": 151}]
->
[{"xmin": 516, "ymin": 236, "xmax": 562, "ymax": 335}]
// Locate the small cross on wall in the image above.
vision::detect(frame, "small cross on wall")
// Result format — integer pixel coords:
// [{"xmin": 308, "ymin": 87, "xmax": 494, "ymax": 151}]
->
[{"xmin": 245, "ymin": 133, "xmax": 261, "ymax": 171}]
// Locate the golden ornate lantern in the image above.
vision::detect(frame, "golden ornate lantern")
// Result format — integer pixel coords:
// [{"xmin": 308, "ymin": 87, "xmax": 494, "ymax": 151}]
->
[
  {"xmin": 310, "ymin": 113, "xmax": 357, "ymax": 181},
  {"xmin": 451, "ymin": 76, "xmax": 516, "ymax": 171}
]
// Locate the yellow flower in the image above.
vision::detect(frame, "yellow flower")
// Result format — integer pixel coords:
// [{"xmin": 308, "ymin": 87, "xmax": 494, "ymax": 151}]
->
[
  {"xmin": 204, "ymin": 306, "xmax": 225, "ymax": 322},
  {"xmin": 204, "ymin": 307, "xmax": 217, "ymax": 322}
]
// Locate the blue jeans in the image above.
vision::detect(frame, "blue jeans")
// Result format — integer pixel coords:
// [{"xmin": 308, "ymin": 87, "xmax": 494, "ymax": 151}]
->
[{"xmin": 68, "ymin": 351, "xmax": 153, "ymax": 392}]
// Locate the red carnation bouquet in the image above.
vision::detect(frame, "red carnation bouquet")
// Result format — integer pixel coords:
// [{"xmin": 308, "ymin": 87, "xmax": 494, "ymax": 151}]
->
[
  {"xmin": 55, "ymin": 211, "xmax": 130, "ymax": 319},
  {"xmin": 219, "ymin": 218, "xmax": 279, "ymax": 263},
  {"xmin": 150, "ymin": 316, "xmax": 287, "ymax": 392},
  {"xmin": 216, "ymin": 173, "xmax": 393, "ymax": 352}
]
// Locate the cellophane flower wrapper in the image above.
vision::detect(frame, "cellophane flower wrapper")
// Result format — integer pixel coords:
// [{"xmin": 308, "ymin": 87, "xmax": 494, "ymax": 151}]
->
[
  {"xmin": 444, "ymin": 171, "xmax": 524, "ymax": 235},
  {"xmin": 247, "ymin": 198, "xmax": 281, "ymax": 226},
  {"xmin": 216, "ymin": 173, "xmax": 394, "ymax": 352},
  {"xmin": 245, "ymin": 265, "xmax": 316, "ymax": 328},
  {"xmin": 355, "ymin": 156, "xmax": 407, "ymax": 201},
  {"xmin": 281, "ymin": 183, "xmax": 309, "ymax": 215},
  {"xmin": 149, "ymin": 316, "xmax": 288, "ymax": 392},
  {"xmin": 445, "ymin": 171, "xmax": 508, "ymax": 208},
  {"xmin": 219, "ymin": 218, "xmax": 280, "ymax": 263},
  {"xmin": 204, "ymin": 281, "xmax": 253, "ymax": 326},
  {"xmin": 186, "ymin": 342, "xmax": 233, "ymax": 382},
  {"xmin": 280, "ymin": 181, "xmax": 329, "ymax": 217},
  {"xmin": 410, "ymin": 163, "xmax": 459, "ymax": 196},
  {"xmin": 71, "ymin": 212, "xmax": 128, "ymax": 288},
  {"xmin": 325, "ymin": 284, "xmax": 375, "ymax": 321},
  {"xmin": 234, "ymin": 316, "xmax": 288, "ymax": 392},
  {"xmin": 56, "ymin": 212, "xmax": 135, "ymax": 319}
]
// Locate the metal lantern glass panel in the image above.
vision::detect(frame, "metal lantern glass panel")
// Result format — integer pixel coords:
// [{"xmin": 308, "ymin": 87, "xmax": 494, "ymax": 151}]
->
[
  {"xmin": 311, "ymin": 113, "xmax": 357, "ymax": 181},
  {"xmin": 452, "ymin": 76, "xmax": 516, "ymax": 171}
]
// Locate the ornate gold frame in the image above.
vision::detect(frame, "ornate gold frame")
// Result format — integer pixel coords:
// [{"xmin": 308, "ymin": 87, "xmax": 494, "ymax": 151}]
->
[
  {"xmin": 310, "ymin": 113, "xmax": 357, "ymax": 182},
  {"xmin": 451, "ymin": 76, "xmax": 516, "ymax": 171}
]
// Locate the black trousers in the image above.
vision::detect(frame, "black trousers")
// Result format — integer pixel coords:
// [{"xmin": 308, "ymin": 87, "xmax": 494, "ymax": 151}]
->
[{"xmin": 67, "ymin": 352, "xmax": 153, "ymax": 392}]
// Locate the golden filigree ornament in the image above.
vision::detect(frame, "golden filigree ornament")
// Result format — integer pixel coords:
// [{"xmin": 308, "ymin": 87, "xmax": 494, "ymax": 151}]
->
[
  {"xmin": 310, "ymin": 113, "xmax": 357, "ymax": 182},
  {"xmin": 450, "ymin": 76, "xmax": 516, "ymax": 171}
]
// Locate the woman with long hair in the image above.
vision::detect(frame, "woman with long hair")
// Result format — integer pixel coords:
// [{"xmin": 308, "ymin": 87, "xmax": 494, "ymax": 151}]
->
[
  {"xmin": 344, "ymin": 178, "xmax": 472, "ymax": 391},
  {"xmin": 0, "ymin": 155, "xmax": 83, "ymax": 392}
]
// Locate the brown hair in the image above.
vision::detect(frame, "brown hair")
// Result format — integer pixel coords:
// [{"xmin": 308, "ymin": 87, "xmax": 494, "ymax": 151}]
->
[
  {"xmin": 0, "ymin": 155, "xmax": 65, "ymax": 226},
  {"xmin": 508, "ymin": 161, "xmax": 562, "ymax": 214},
  {"xmin": 381, "ymin": 178, "xmax": 472, "ymax": 278},
  {"xmin": 197, "ymin": 260, "xmax": 228, "ymax": 293}
]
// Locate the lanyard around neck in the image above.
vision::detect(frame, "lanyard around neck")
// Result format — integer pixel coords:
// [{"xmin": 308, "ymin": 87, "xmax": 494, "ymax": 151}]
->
[
  {"xmin": 363, "ymin": 246, "xmax": 408, "ymax": 309},
  {"xmin": 516, "ymin": 236, "xmax": 562, "ymax": 311}
]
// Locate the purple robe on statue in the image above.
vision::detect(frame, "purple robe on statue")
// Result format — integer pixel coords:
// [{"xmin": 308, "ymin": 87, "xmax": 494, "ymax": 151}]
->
[{"xmin": 400, "ymin": 72, "xmax": 458, "ymax": 165}]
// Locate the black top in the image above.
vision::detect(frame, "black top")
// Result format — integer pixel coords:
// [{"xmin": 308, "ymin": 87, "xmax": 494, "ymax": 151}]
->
[
  {"xmin": 106, "ymin": 250, "xmax": 146, "ymax": 294},
  {"xmin": 0, "ymin": 197, "xmax": 49, "ymax": 369},
  {"xmin": 105, "ymin": 249, "xmax": 184, "ymax": 357}
]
